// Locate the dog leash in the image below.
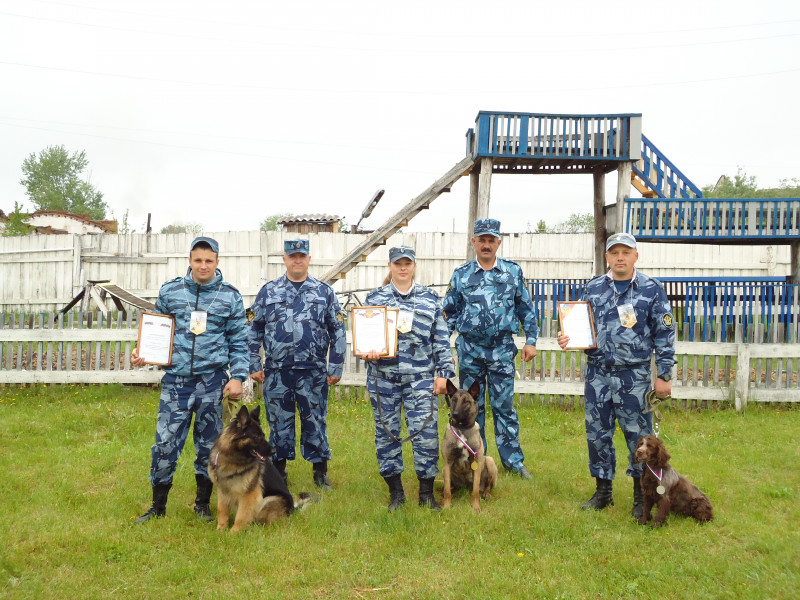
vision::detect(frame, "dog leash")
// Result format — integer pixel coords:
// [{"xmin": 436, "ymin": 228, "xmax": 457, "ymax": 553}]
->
[
  {"xmin": 645, "ymin": 389, "xmax": 670, "ymax": 438},
  {"xmin": 374, "ymin": 378, "xmax": 436, "ymax": 445}
]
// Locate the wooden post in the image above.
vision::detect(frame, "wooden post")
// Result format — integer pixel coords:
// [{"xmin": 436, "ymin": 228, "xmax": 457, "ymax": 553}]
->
[
  {"xmin": 790, "ymin": 240, "xmax": 800, "ymax": 284},
  {"xmin": 734, "ymin": 342, "xmax": 751, "ymax": 411},
  {"xmin": 477, "ymin": 157, "xmax": 493, "ymax": 221},
  {"xmin": 616, "ymin": 162, "xmax": 632, "ymax": 235},
  {"xmin": 466, "ymin": 168, "xmax": 479, "ymax": 260},
  {"xmin": 593, "ymin": 171, "xmax": 606, "ymax": 276}
]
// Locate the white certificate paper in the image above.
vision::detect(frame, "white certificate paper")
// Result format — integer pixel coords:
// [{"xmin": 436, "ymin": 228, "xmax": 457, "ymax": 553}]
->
[
  {"xmin": 351, "ymin": 306, "xmax": 388, "ymax": 357},
  {"xmin": 137, "ymin": 312, "xmax": 176, "ymax": 365},
  {"xmin": 558, "ymin": 301, "xmax": 597, "ymax": 350}
]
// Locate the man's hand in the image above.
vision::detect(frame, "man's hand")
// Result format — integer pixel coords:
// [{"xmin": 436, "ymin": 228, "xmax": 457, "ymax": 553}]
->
[
  {"xmin": 250, "ymin": 371, "xmax": 265, "ymax": 384},
  {"xmin": 363, "ymin": 350, "xmax": 381, "ymax": 362},
  {"xmin": 654, "ymin": 377, "xmax": 671, "ymax": 398},
  {"xmin": 327, "ymin": 375, "xmax": 341, "ymax": 386},
  {"xmin": 556, "ymin": 331, "xmax": 570, "ymax": 351},
  {"xmin": 433, "ymin": 377, "xmax": 448, "ymax": 395},
  {"xmin": 131, "ymin": 347, "xmax": 147, "ymax": 367},
  {"xmin": 521, "ymin": 344, "xmax": 537, "ymax": 362},
  {"xmin": 224, "ymin": 378, "xmax": 243, "ymax": 400}
]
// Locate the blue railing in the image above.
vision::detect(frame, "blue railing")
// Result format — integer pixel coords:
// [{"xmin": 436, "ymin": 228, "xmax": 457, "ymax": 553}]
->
[
  {"xmin": 632, "ymin": 135, "xmax": 703, "ymax": 199},
  {"xmin": 526, "ymin": 277, "xmax": 798, "ymax": 342},
  {"xmin": 626, "ymin": 198, "xmax": 800, "ymax": 240},
  {"xmin": 469, "ymin": 111, "xmax": 642, "ymax": 161}
]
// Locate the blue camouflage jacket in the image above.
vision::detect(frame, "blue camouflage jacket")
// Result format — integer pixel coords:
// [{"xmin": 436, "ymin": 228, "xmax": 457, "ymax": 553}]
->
[
  {"xmin": 154, "ymin": 268, "xmax": 249, "ymax": 380},
  {"xmin": 247, "ymin": 274, "xmax": 346, "ymax": 377},
  {"xmin": 442, "ymin": 258, "xmax": 539, "ymax": 346},
  {"xmin": 365, "ymin": 283, "xmax": 455, "ymax": 381},
  {"xmin": 583, "ymin": 270, "xmax": 676, "ymax": 378}
]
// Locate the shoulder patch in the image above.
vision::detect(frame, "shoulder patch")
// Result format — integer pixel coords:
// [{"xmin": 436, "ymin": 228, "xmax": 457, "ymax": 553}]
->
[
  {"xmin": 336, "ymin": 312, "xmax": 344, "ymax": 323},
  {"xmin": 662, "ymin": 313, "xmax": 673, "ymax": 329},
  {"xmin": 246, "ymin": 308, "xmax": 255, "ymax": 323}
]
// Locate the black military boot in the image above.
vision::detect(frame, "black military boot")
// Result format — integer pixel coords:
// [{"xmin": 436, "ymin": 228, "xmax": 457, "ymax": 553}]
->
[
  {"xmin": 631, "ymin": 477, "xmax": 644, "ymax": 519},
  {"xmin": 312, "ymin": 460, "xmax": 333, "ymax": 491},
  {"xmin": 273, "ymin": 459, "xmax": 288, "ymax": 485},
  {"xmin": 383, "ymin": 474, "xmax": 406, "ymax": 511},
  {"xmin": 194, "ymin": 474, "xmax": 214, "ymax": 522},
  {"xmin": 135, "ymin": 483, "xmax": 171, "ymax": 523},
  {"xmin": 418, "ymin": 477, "xmax": 441, "ymax": 511},
  {"xmin": 580, "ymin": 477, "xmax": 614, "ymax": 511}
]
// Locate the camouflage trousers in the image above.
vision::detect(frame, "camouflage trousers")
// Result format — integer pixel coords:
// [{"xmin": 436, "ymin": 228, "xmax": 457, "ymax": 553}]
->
[
  {"xmin": 456, "ymin": 336, "xmax": 525, "ymax": 471},
  {"xmin": 264, "ymin": 368, "xmax": 330, "ymax": 463},
  {"xmin": 149, "ymin": 371, "xmax": 227, "ymax": 486},
  {"xmin": 367, "ymin": 372, "xmax": 439, "ymax": 479},
  {"xmin": 584, "ymin": 363, "xmax": 653, "ymax": 480}
]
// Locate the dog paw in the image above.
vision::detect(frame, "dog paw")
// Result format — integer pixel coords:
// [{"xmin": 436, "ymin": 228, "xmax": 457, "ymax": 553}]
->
[{"xmin": 471, "ymin": 503, "xmax": 482, "ymax": 513}]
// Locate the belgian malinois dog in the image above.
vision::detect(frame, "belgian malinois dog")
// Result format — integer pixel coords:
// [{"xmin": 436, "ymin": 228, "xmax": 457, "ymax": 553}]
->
[
  {"xmin": 441, "ymin": 380, "xmax": 498, "ymax": 512},
  {"xmin": 208, "ymin": 405, "xmax": 314, "ymax": 532}
]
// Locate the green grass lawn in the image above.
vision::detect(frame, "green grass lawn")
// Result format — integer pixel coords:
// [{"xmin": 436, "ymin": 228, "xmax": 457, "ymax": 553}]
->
[{"xmin": 0, "ymin": 384, "xmax": 798, "ymax": 600}]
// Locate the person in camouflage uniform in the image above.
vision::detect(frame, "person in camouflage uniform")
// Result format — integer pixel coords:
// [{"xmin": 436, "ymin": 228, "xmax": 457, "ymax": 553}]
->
[
  {"xmin": 558, "ymin": 233, "xmax": 675, "ymax": 518},
  {"xmin": 248, "ymin": 239, "xmax": 346, "ymax": 490},
  {"xmin": 133, "ymin": 236, "xmax": 249, "ymax": 523},
  {"xmin": 363, "ymin": 245, "xmax": 455, "ymax": 511},
  {"xmin": 442, "ymin": 219, "xmax": 538, "ymax": 480}
]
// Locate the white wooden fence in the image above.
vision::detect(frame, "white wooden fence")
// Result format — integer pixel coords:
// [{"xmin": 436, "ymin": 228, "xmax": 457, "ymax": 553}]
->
[
  {"xmin": 1, "ymin": 312, "xmax": 797, "ymax": 411},
  {"xmin": 0, "ymin": 231, "xmax": 793, "ymax": 312}
]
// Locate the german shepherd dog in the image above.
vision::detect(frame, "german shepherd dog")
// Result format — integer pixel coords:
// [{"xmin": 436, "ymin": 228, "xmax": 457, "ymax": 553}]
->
[
  {"xmin": 441, "ymin": 380, "xmax": 498, "ymax": 512},
  {"xmin": 208, "ymin": 405, "xmax": 314, "ymax": 532}
]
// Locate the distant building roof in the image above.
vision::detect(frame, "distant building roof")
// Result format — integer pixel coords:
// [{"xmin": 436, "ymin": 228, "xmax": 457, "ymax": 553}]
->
[{"xmin": 277, "ymin": 214, "xmax": 341, "ymax": 225}]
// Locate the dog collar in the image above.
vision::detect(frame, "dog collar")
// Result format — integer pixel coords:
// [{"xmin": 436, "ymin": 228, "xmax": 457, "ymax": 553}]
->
[
  {"xmin": 212, "ymin": 451, "xmax": 219, "ymax": 470},
  {"xmin": 449, "ymin": 424, "xmax": 480, "ymax": 459}
]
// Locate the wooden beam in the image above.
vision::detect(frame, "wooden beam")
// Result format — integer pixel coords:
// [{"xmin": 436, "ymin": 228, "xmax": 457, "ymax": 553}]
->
[
  {"xmin": 616, "ymin": 162, "xmax": 632, "ymax": 235},
  {"xmin": 593, "ymin": 171, "xmax": 606, "ymax": 276}
]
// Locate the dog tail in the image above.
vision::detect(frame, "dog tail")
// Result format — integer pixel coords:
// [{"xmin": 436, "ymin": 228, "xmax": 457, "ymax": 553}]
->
[{"xmin": 294, "ymin": 492, "xmax": 319, "ymax": 511}]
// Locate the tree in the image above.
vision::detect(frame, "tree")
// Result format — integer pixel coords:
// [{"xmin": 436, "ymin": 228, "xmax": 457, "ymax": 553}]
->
[
  {"xmin": 160, "ymin": 222, "xmax": 203, "ymax": 235},
  {"xmin": 703, "ymin": 168, "xmax": 800, "ymax": 199},
  {"xmin": 551, "ymin": 213, "xmax": 594, "ymax": 233},
  {"xmin": 259, "ymin": 213, "xmax": 291, "ymax": 232},
  {"xmin": 1, "ymin": 202, "xmax": 35, "ymax": 237},
  {"xmin": 19, "ymin": 146, "xmax": 108, "ymax": 219},
  {"xmin": 535, "ymin": 219, "xmax": 548, "ymax": 233}
]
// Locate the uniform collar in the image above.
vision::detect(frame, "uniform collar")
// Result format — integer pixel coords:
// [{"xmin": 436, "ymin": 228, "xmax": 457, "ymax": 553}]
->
[
  {"xmin": 605, "ymin": 268, "xmax": 639, "ymax": 287},
  {"xmin": 183, "ymin": 267, "xmax": 223, "ymax": 290},
  {"xmin": 474, "ymin": 257, "xmax": 499, "ymax": 272}
]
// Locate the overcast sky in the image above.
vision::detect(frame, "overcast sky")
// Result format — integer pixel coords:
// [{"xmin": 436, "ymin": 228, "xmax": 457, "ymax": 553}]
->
[{"xmin": 1, "ymin": 0, "xmax": 798, "ymax": 235}]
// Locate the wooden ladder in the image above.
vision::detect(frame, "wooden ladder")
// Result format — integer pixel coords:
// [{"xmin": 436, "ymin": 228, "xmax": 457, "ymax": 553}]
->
[{"xmin": 321, "ymin": 155, "xmax": 476, "ymax": 284}]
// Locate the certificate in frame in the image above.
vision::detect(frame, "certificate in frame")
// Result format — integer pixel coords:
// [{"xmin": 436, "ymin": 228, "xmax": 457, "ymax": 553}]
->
[
  {"xmin": 557, "ymin": 301, "xmax": 597, "ymax": 350},
  {"xmin": 351, "ymin": 306, "xmax": 389, "ymax": 357},
  {"xmin": 137, "ymin": 311, "xmax": 176, "ymax": 366}
]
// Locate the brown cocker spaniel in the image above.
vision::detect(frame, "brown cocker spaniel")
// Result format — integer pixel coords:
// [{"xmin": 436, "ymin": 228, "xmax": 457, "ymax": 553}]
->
[{"xmin": 634, "ymin": 435, "xmax": 713, "ymax": 527}]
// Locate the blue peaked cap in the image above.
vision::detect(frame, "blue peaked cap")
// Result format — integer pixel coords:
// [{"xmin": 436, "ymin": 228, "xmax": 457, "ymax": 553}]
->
[
  {"xmin": 473, "ymin": 218, "xmax": 501, "ymax": 238},
  {"xmin": 190, "ymin": 236, "xmax": 219, "ymax": 254},
  {"xmin": 284, "ymin": 239, "xmax": 310, "ymax": 255},
  {"xmin": 389, "ymin": 245, "xmax": 415, "ymax": 262}
]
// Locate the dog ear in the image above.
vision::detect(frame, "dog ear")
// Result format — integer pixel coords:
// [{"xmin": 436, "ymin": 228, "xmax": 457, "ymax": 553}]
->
[
  {"xmin": 250, "ymin": 404, "xmax": 261, "ymax": 422},
  {"xmin": 445, "ymin": 379, "xmax": 457, "ymax": 397},
  {"xmin": 236, "ymin": 405, "xmax": 250, "ymax": 426},
  {"xmin": 656, "ymin": 438, "xmax": 671, "ymax": 466},
  {"xmin": 467, "ymin": 380, "xmax": 481, "ymax": 400}
]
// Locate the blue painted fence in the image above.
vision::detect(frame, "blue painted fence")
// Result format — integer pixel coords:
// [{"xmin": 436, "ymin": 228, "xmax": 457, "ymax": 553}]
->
[
  {"xmin": 626, "ymin": 197, "xmax": 800, "ymax": 241},
  {"xmin": 467, "ymin": 111, "xmax": 642, "ymax": 161},
  {"xmin": 527, "ymin": 277, "xmax": 799, "ymax": 343}
]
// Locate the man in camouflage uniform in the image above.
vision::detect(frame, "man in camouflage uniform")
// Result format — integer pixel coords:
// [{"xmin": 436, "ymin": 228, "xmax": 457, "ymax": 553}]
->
[
  {"xmin": 442, "ymin": 219, "xmax": 538, "ymax": 480},
  {"xmin": 248, "ymin": 239, "xmax": 346, "ymax": 490},
  {"xmin": 558, "ymin": 233, "xmax": 675, "ymax": 518},
  {"xmin": 363, "ymin": 245, "xmax": 455, "ymax": 510},
  {"xmin": 133, "ymin": 236, "xmax": 249, "ymax": 523}
]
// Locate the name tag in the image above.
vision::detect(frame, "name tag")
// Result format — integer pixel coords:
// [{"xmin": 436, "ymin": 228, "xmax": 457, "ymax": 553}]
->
[{"xmin": 617, "ymin": 303, "xmax": 637, "ymax": 328}]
